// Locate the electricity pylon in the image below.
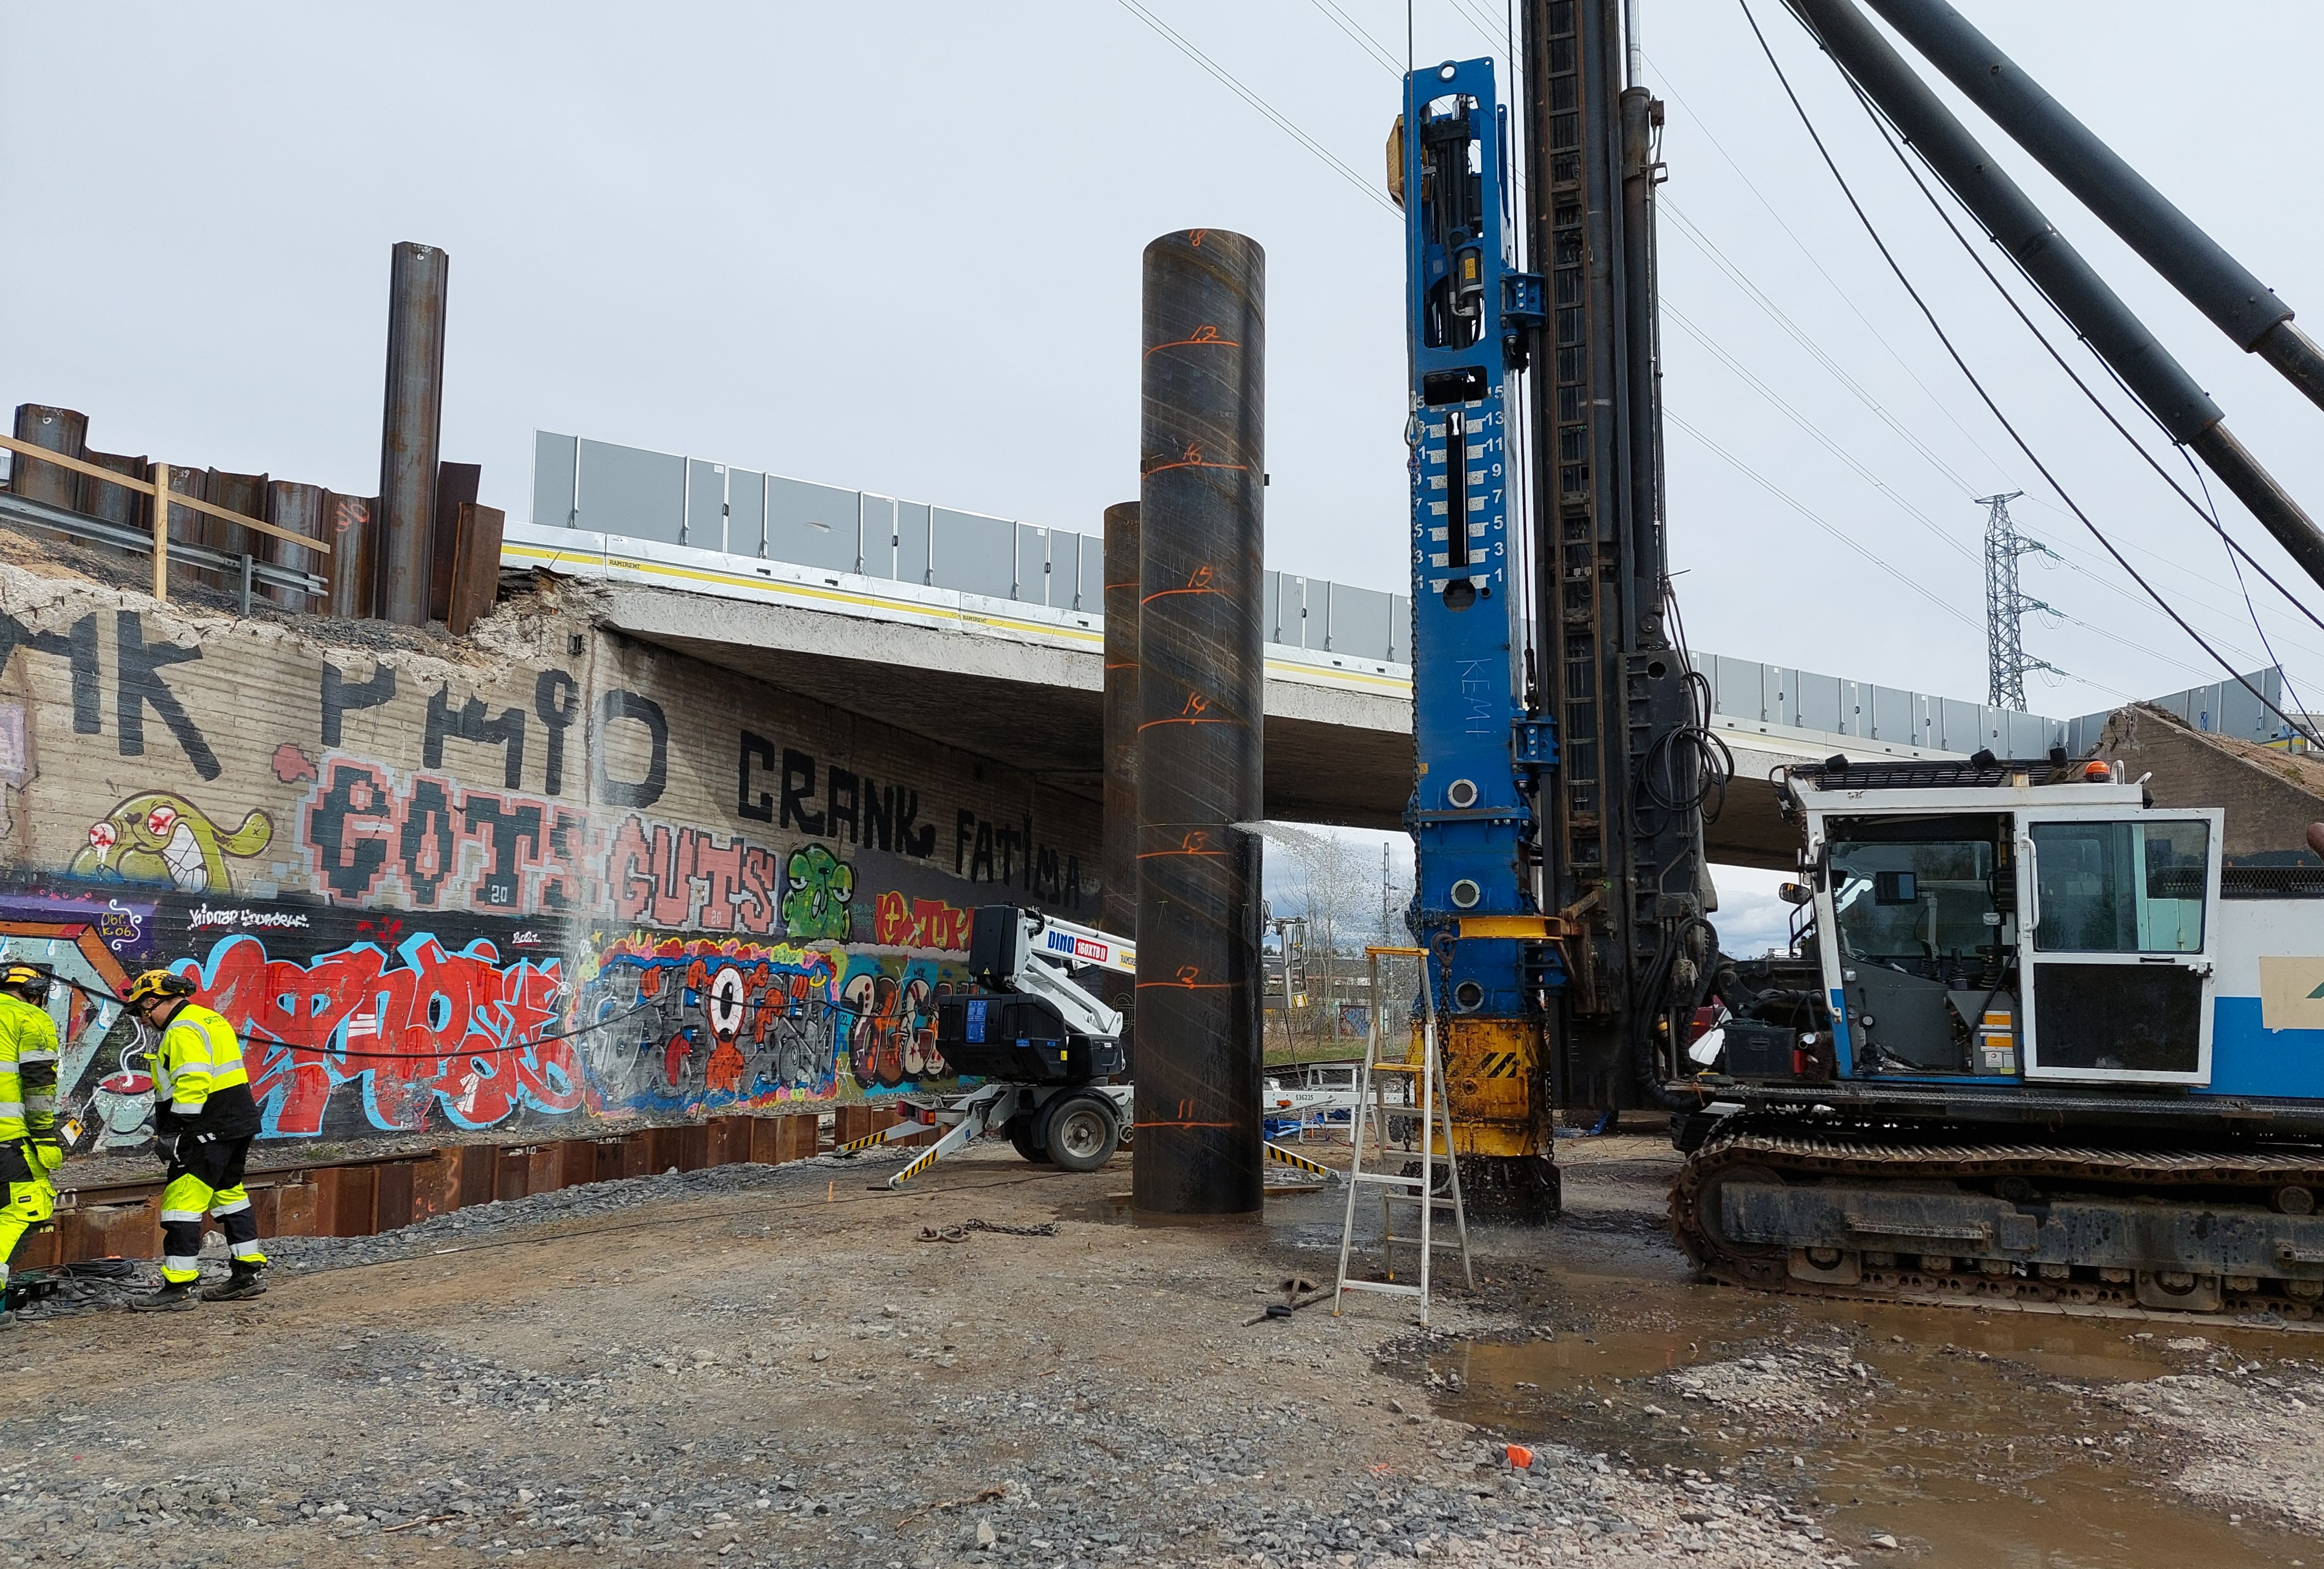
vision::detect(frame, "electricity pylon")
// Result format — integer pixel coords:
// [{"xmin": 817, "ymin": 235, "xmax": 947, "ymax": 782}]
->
[{"xmin": 1980, "ymin": 491, "xmax": 2061, "ymax": 710}]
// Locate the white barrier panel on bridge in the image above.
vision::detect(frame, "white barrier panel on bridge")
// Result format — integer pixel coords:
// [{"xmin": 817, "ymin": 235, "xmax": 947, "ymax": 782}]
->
[
  {"xmin": 532, "ymin": 430, "xmax": 1411, "ymax": 663},
  {"xmin": 535, "ymin": 430, "xmax": 2290, "ymax": 761}
]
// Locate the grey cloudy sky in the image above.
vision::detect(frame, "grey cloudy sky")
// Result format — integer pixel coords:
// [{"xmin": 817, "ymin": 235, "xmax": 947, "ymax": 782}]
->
[{"xmin": 6, "ymin": 0, "xmax": 2321, "ymax": 731}]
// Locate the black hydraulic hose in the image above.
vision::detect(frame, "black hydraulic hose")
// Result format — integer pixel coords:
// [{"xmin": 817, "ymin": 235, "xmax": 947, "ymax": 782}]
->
[
  {"xmin": 1865, "ymin": 0, "xmax": 2324, "ymax": 415},
  {"xmin": 1780, "ymin": 0, "xmax": 2324, "ymax": 595},
  {"xmin": 1633, "ymin": 915, "xmax": 1716, "ymax": 1111}
]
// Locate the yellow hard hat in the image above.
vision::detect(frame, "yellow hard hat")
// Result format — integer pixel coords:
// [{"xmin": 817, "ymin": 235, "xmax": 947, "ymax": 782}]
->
[
  {"xmin": 121, "ymin": 969, "xmax": 196, "ymax": 1008},
  {"xmin": 0, "ymin": 961, "xmax": 52, "ymax": 993}
]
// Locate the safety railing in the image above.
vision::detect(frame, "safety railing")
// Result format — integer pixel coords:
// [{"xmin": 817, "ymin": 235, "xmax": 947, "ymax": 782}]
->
[{"xmin": 0, "ymin": 434, "xmax": 331, "ymax": 605}]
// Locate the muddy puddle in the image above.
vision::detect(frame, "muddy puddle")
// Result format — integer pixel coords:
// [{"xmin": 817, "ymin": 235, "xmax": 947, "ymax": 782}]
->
[{"xmin": 1424, "ymin": 1283, "xmax": 2316, "ymax": 1566}]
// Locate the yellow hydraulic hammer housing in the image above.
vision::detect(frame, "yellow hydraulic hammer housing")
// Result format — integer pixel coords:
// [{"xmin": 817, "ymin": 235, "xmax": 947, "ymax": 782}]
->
[{"xmin": 1398, "ymin": 918, "xmax": 1564, "ymax": 1218}]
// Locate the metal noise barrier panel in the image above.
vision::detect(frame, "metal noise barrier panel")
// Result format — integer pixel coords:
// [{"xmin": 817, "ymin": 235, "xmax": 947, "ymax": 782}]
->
[{"xmin": 1131, "ymin": 229, "xmax": 1267, "ymax": 1223}]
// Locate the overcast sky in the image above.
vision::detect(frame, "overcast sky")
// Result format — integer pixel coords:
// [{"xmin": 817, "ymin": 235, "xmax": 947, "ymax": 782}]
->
[{"xmin": 7, "ymin": 0, "xmax": 2321, "ymax": 734}]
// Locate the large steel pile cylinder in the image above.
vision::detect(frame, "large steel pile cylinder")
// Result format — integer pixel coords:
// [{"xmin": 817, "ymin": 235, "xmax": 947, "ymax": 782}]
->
[
  {"xmin": 1131, "ymin": 229, "xmax": 1266, "ymax": 1224},
  {"xmin": 377, "ymin": 241, "xmax": 449, "ymax": 625},
  {"xmin": 1102, "ymin": 500, "xmax": 1143, "ymax": 1046}
]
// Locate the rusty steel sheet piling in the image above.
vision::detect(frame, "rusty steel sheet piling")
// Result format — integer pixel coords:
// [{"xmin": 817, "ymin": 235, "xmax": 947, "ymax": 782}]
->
[
  {"xmin": 7, "ymin": 405, "xmax": 85, "ymax": 508},
  {"xmin": 325, "ymin": 492, "xmax": 379, "ymax": 619},
  {"xmin": 265, "ymin": 480, "xmax": 327, "ymax": 608},
  {"xmin": 1131, "ymin": 228, "xmax": 1266, "ymax": 1225},
  {"xmin": 1103, "ymin": 499, "xmax": 1144, "ymax": 1053},
  {"xmin": 376, "ymin": 241, "xmax": 450, "ymax": 625}
]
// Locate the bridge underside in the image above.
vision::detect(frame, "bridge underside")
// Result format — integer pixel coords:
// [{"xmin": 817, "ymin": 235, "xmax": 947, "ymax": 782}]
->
[
  {"xmin": 600, "ymin": 585, "xmax": 1415, "ymax": 833},
  {"xmin": 603, "ymin": 583, "xmax": 1809, "ymax": 869}
]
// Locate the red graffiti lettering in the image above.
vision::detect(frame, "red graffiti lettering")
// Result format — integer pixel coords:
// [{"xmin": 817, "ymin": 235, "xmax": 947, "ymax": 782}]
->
[
  {"xmin": 872, "ymin": 889, "xmax": 973, "ymax": 952},
  {"xmin": 191, "ymin": 931, "xmax": 575, "ymax": 1137}
]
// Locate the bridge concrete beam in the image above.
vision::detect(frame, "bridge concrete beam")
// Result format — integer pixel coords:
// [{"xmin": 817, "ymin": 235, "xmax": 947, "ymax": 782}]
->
[
  {"xmin": 589, "ymin": 580, "xmax": 1891, "ymax": 867},
  {"xmin": 597, "ymin": 582, "xmax": 1414, "ymax": 831}
]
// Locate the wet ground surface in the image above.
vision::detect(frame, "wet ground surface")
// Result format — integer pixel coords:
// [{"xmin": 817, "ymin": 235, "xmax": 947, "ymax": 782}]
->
[
  {"xmin": 1412, "ymin": 1135, "xmax": 2322, "ymax": 1566},
  {"xmin": 13, "ymin": 1126, "xmax": 2323, "ymax": 1566}
]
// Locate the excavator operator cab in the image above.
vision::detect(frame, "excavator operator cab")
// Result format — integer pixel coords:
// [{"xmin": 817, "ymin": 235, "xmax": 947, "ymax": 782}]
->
[
  {"xmin": 1825, "ymin": 812, "xmax": 2017, "ymax": 1074},
  {"xmin": 1760, "ymin": 758, "xmax": 2223, "ymax": 1089}
]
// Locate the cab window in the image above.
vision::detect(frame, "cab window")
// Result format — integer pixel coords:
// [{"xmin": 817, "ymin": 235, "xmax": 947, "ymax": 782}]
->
[{"xmin": 2029, "ymin": 819, "xmax": 2207, "ymax": 954}]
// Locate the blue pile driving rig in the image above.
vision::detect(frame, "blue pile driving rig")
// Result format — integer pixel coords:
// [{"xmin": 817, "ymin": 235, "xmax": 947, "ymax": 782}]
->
[{"xmin": 1399, "ymin": 0, "xmax": 2324, "ymax": 1319}]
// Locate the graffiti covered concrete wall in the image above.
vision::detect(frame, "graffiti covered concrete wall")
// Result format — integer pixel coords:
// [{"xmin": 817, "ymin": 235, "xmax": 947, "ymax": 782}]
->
[{"xmin": 0, "ymin": 559, "xmax": 1100, "ymax": 1148}]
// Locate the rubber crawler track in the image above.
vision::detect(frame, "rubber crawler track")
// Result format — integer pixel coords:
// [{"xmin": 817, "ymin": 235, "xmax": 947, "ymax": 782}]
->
[{"xmin": 1671, "ymin": 1127, "xmax": 2324, "ymax": 1325}]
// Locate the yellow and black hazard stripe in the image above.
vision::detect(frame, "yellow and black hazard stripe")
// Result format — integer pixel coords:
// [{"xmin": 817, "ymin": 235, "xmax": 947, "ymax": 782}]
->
[
  {"xmin": 1263, "ymin": 1142, "xmax": 1342, "ymax": 1182},
  {"xmin": 889, "ymin": 1144, "xmax": 944, "ymax": 1186},
  {"xmin": 1472, "ymin": 1051, "xmax": 1529, "ymax": 1080},
  {"xmin": 835, "ymin": 1129, "xmax": 894, "ymax": 1155}
]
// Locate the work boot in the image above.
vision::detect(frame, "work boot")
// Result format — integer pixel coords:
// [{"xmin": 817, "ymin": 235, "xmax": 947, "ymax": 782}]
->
[
  {"xmin": 200, "ymin": 1261, "xmax": 267, "ymax": 1303},
  {"xmin": 129, "ymin": 1279, "xmax": 199, "ymax": 1313}
]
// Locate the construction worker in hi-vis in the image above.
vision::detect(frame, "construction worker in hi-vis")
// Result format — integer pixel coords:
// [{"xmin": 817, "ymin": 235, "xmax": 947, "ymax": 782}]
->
[
  {"xmin": 0, "ymin": 962, "xmax": 64, "ymax": 1329},
  {"xmin": 121, "ymin": 970, "xmax": 267, "ymax": 1311}
]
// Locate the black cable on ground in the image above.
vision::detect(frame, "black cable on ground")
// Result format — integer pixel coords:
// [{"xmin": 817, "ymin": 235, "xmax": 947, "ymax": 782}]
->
[{"xmin": 283, "ymin": 1164, "xmax": 1077, "ymax": 1275}]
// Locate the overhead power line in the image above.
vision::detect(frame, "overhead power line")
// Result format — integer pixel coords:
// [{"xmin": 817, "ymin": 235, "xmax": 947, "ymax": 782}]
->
[
  {"xmin": 1311, "ymin": 0, "xmax": 1401, "ymax": 76},
  {"xmin": 1114, "ymin": 0, "xmax": 1399, "ymax": 216},
  {"xmin": 1644, "ymin": 53, "xmax": 2025, "ymax": 489},
  {"xmin": 1736, "ymin": 0, "xmax": 2312, "ymax": 743}
]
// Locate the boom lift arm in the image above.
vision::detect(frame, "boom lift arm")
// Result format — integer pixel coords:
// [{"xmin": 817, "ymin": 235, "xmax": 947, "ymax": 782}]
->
[{"xmin": 967, "ymin": 906, "xmax": 1133, "ymax": 1044}]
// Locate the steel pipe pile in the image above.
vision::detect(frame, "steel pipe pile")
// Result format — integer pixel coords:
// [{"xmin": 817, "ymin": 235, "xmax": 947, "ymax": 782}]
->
[
  {"xmin": 376, "ymin": 241, "xmax": 449, "ymax": 625},
  {"xmin": 1130, "ymin": 229, "xmax": 1266, "ymax": 1224}
]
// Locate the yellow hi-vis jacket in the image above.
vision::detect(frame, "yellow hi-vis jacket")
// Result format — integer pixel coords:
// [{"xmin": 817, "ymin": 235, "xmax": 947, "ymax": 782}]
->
[
  {"xmin": 0, "ymin": 992, "xmax": 59, "ymax": 1149},
  {"xmin": 152, "ymin": 1002, "xmax": 260, "ymax": 1139}
]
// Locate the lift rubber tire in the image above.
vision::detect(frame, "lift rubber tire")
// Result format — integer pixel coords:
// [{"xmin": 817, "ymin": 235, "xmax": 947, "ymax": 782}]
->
[
  {"xmin": 1007, "ymin": 1115, "xmax": 1051, "ymax": 1165},
  {"xmin": 1039, "ymin": 1095, "xmax": 1120, "ymax": 1173}
]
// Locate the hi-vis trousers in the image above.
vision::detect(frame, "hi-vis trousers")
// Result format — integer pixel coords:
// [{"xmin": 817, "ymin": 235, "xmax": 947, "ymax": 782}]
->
[
  {"xmin": 160, "ymin": 1136, "xmax": 265, "ymax": 1284},
  {"xmin": 0, "ymin": 1143, "xmax": 56, "ymax": 1293}
]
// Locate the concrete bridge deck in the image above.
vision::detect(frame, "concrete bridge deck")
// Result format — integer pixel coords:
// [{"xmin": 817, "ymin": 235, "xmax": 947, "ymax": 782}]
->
[{"xmin": 504, "ymin": 520, "xmax": 2082, "ymax": 870}]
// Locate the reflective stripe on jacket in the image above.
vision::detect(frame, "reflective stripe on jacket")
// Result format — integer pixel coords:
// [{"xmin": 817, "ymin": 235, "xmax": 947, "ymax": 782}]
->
[
  {"xmin": 154, "ymin": 1004, "xmax": 249, "ymax": 1120},
  {"xmin": 0, "ymin": 992, "xmax": 59, "ymax": 1144}
]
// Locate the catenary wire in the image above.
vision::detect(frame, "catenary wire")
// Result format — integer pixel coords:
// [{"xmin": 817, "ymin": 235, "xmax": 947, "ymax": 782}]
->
[
  {"xmin": 2182, "ymin": 448, "xmax": 2319, "ymax": 727},
  {"xmin": 1820, "ymin": 49, "xmax": 2324, "ymax": 739},
  {"xmin": 1642, "ymin": 51, "xmax": 2024, "ymax": 488},
  {"xmin": 1737, "ymin": 0, "xmax": 2310, "ymax": 741},
  {"xmin": 1661, "ymin": 190, "xmax": 2324, "ymax": 664},
  {"xmin": 1310, "ymin": 0, "xmax": 1402, "ymax": 74},
  {"xmin": 1113, "ymin": 0, "xmax": 1399, "ymax": 216},
  {"xmin": 1788, "ymin": 10, "xmax": 2323, "ymax": 724}
]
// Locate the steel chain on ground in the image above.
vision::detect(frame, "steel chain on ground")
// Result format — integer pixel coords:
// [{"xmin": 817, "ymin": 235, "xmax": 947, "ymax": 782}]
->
[{"xmin": 914, "ymin": 1218, "xmax": 1062, "ymax": 1243}]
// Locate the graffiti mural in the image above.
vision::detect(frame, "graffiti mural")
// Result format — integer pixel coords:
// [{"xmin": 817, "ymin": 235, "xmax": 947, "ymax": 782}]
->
[
  {"xmin": 605, "ymin": 815, "xmax": 782, "ymax": 934},
  {"xmin": 0, "ymin": 891, "xmax": 149, "ymax": 1147},
  {"xmin": 301, "ymin": 755, "xmax": 595, "ymax": 915},
  {"xmin": 69, "ymin": 792, "xmax": 273, "ymax": 893},
  {"xmin": 572, "ymin": 935, "xmax": 845, "ymax": 1115},
  {"xmin": 0, "ymin": 568, "xmax": 1103, "ymax": 1155},
  {"xmin": 782, "ymin": 844, "xmax": 855, "ymax": 941},
  {"xmin": 872, "ymin": 889, "xmax": 972, "ymax": 952},
  {"xmin": 186, "ymin": 929, "xmax": 577, "ymax": 1138},
  {"xmin": 840, "ymin": 955, "xmax": 957, "ymax": 1091}
]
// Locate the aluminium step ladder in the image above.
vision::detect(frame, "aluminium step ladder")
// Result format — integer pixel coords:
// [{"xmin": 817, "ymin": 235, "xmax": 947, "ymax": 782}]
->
[{"xmin": 1331, "ymin": 945, "xmax": 1472, "ymax": 1325}]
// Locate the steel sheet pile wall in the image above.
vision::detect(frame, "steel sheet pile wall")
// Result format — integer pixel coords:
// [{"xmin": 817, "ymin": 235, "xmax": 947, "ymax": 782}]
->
[{"xmin": 1131, "ymin": 230, "xmax": 1267, "ymax": 1224}]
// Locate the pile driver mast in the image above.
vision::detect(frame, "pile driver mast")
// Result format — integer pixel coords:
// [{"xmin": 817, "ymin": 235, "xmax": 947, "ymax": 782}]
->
[{"xmin": 1397, "ymin": 0, "xmax": 1712, "ymax": 1220}]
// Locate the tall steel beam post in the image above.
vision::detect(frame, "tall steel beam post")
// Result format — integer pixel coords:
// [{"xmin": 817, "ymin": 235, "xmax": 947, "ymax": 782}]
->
[
  {"xmin": 376, "ymin": 241, "xmax": 449, "ymax": 625},
  {"xmin": 1131, "ymin": 230, "xmax": 1266, "ymax": 1224}
]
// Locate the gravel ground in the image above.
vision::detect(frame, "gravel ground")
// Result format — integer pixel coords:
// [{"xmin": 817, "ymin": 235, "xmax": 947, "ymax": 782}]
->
[
  {"xmin": 2097, "ymin": 1355, "xmax": 2324, "ymax": 1531},
  {"xmin": 4, "ymin": 1134, "xmax": 2319, "ymax": 1567}
]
